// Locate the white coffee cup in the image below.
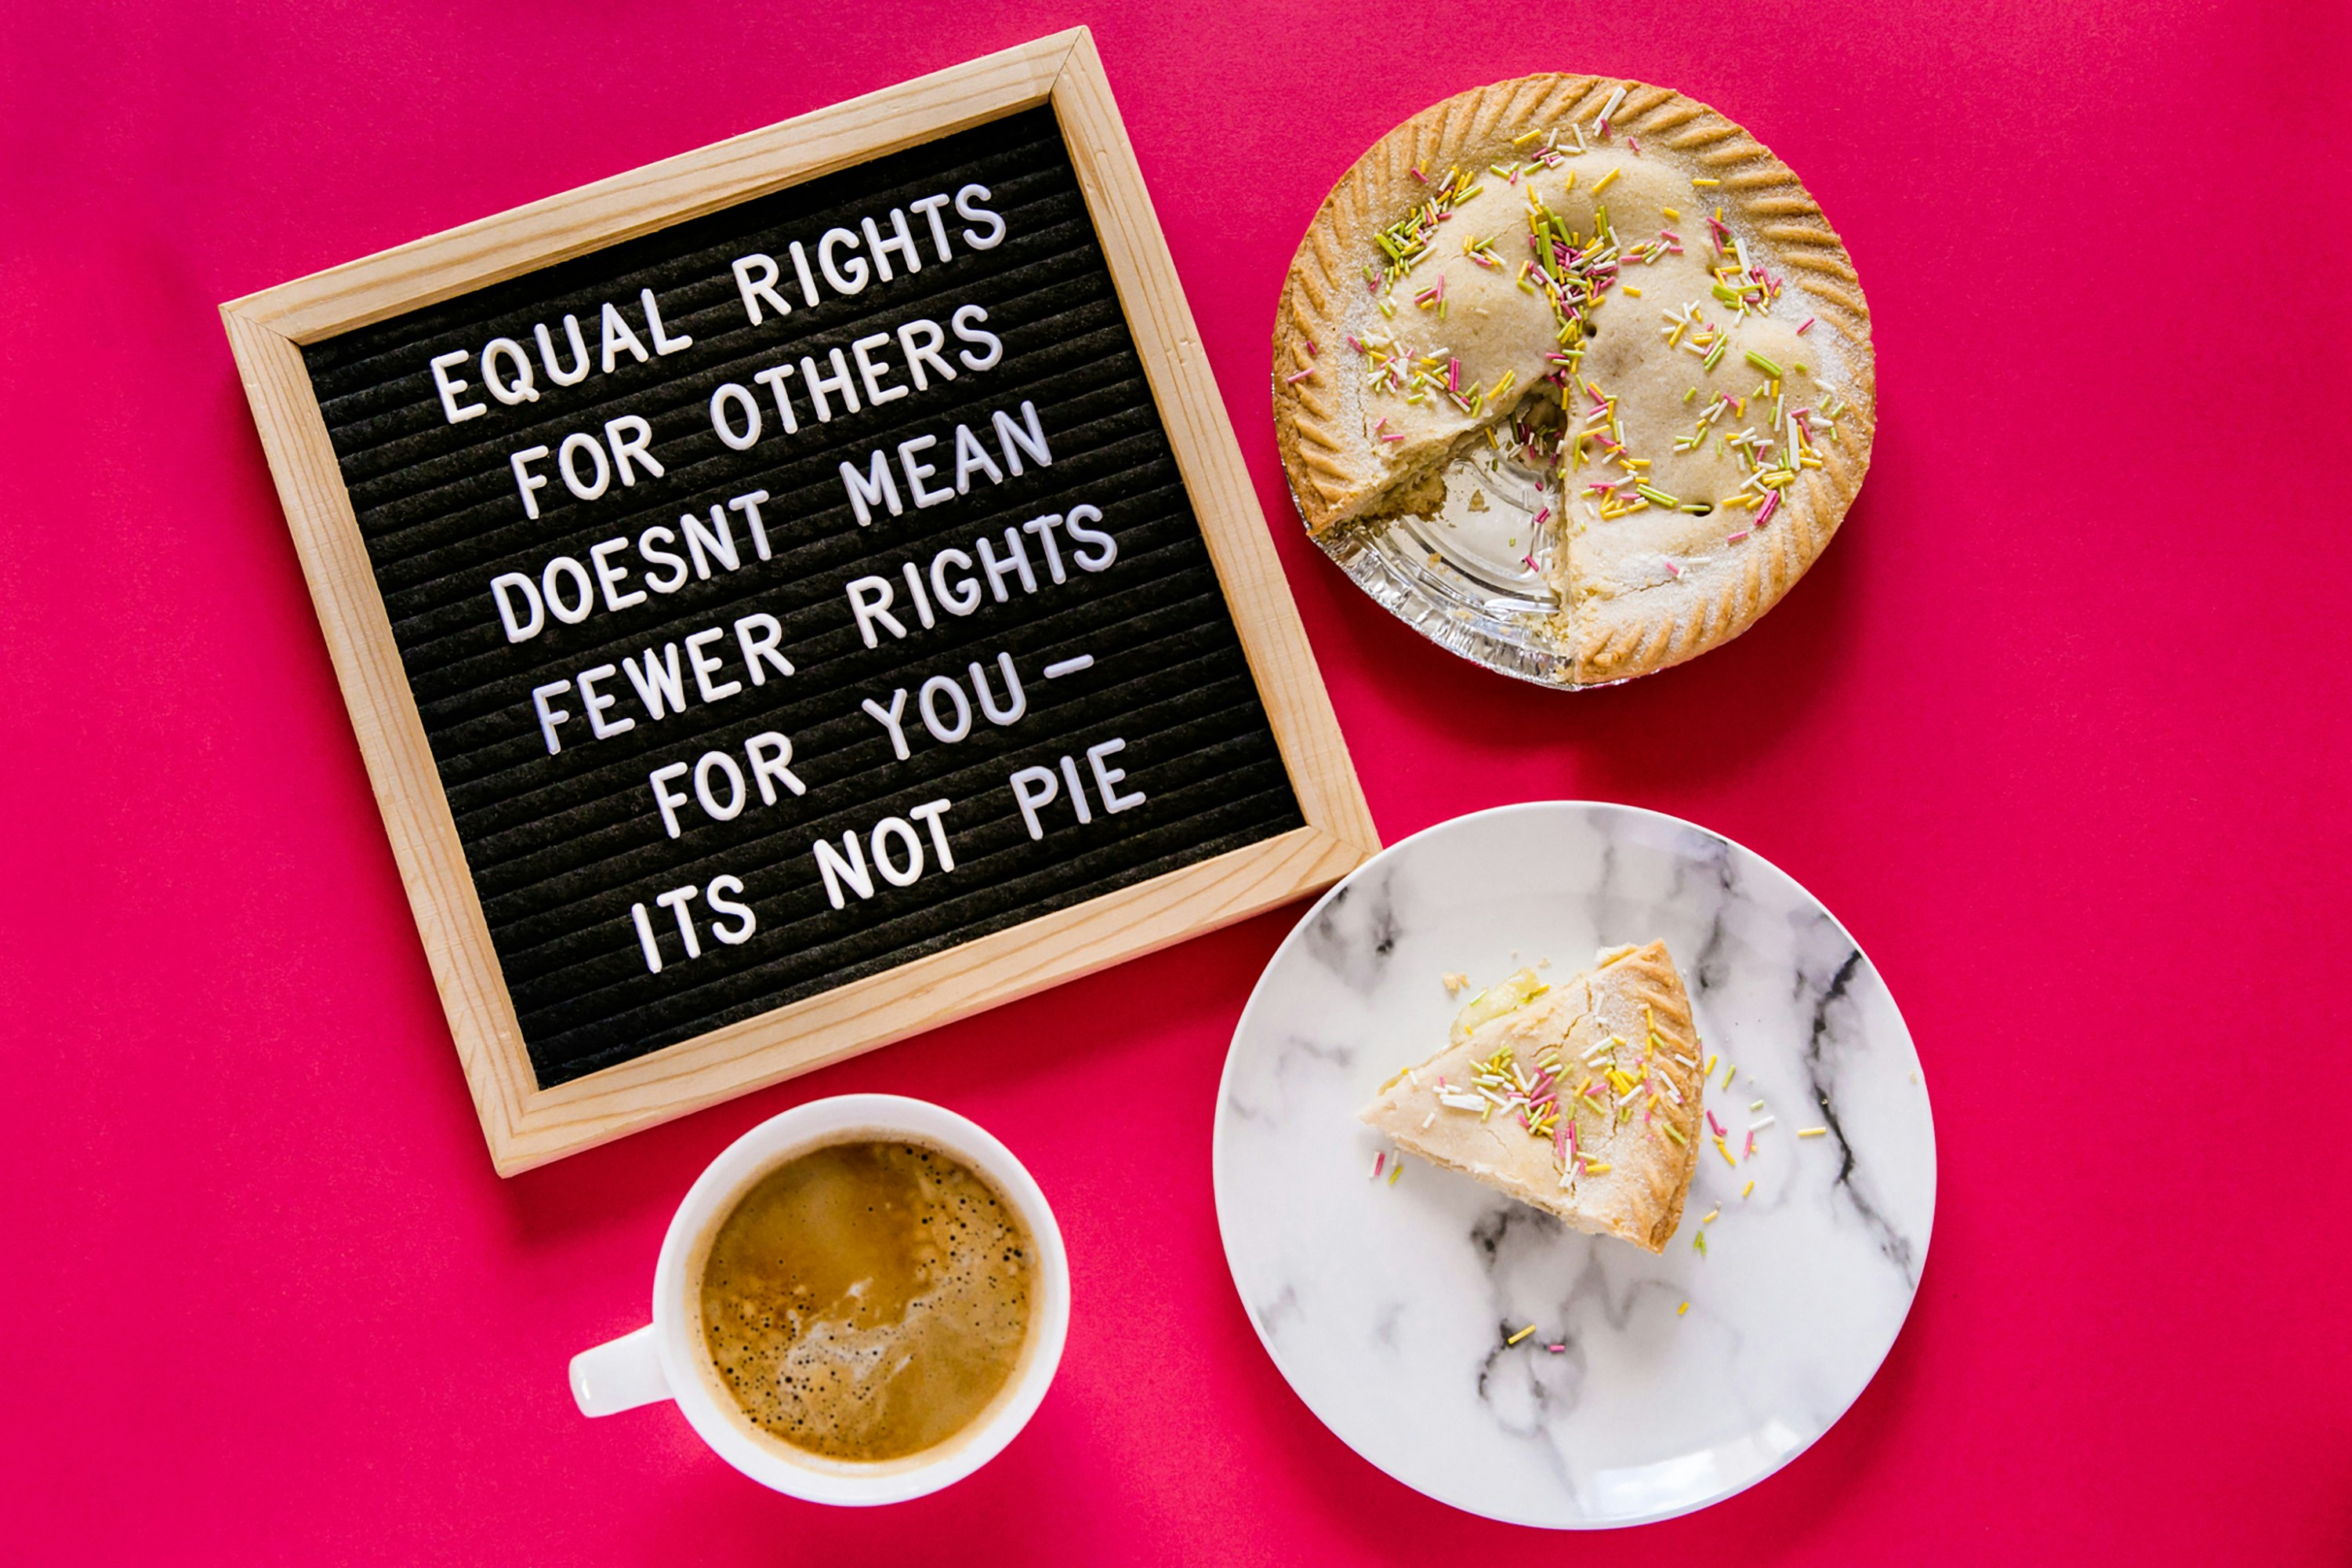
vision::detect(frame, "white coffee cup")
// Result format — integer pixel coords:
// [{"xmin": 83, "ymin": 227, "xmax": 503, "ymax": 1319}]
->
[{"xmin": 568, "ymin": 1094, "xmax": 1070, "ymax": 1504}]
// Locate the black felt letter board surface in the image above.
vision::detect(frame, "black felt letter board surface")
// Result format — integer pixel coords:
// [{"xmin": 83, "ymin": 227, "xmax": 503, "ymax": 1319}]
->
[{"xmin": 303, "ymin": 107, "xmax": 1304, "ymax": 1088}]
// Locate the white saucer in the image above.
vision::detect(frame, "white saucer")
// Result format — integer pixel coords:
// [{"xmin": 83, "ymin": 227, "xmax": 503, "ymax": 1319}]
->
[{"xmin": 1211, "ymin": 802, "xmax": 1935, "ymax": 1527}]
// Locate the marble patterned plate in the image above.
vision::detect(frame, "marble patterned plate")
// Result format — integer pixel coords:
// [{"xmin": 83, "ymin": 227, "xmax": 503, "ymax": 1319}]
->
[{"xmin": 1211, "ymin": 802, "xmax": 1934, "ymax": 1528}]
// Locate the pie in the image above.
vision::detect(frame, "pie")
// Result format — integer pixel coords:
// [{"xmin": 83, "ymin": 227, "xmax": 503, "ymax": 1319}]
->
[
  {"xmin": 1274, "ymin": 76, "xmax": 1875, "ymax": 684},
  {"xmin": 1358, "ymin": 942, "xmax": 1704, "ymax": 1251}
]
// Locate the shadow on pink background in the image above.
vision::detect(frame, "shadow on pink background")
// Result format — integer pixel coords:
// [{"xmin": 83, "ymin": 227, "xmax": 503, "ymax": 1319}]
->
[{"xmin": 2, "ymin": 0, "xmax": 2347, "ymax": 1560}]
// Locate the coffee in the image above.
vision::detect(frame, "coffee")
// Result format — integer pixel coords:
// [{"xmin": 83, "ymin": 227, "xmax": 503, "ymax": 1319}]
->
[{"xmin": 695, "ymin": 1138, "xmax": 1035, "ymax": 1464}]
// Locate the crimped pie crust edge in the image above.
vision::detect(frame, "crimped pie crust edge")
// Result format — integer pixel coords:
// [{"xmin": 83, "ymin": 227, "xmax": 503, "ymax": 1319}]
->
[{"xmin": 1272, "ymin": 75, "xmax": 1876, "ymax": 686}]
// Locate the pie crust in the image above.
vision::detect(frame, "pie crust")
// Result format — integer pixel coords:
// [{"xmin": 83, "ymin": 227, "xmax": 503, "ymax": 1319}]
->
[
  {"xmin": 1358, "ymin": 942, "xmax": 1704, "ymax": 1251},
  {"xmin": 1274, "ymin": 76, "xmax": 1875, "ymax": 685}
]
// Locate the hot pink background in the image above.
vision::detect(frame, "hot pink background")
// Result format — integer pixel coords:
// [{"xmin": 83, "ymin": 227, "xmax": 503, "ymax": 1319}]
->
[{"xmin": 4, "ymin": 0, "xmax": 2347, "ymax": 1559}]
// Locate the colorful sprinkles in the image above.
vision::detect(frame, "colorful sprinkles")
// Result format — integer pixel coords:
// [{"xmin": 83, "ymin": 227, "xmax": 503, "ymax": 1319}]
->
[
  {"xmin": 1327, "ymin": 103, "xmax": 1860, "ymax": 656},
  {"xmin": 1414, "ymin": 967, "xmax": 1719, "ymax": 1197}
]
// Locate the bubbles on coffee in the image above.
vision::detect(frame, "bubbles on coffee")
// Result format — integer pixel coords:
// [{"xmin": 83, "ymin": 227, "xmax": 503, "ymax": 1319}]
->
[{"xmin": 697, "ymin": 1140, "xmax": 1034, "ymax": 1463}]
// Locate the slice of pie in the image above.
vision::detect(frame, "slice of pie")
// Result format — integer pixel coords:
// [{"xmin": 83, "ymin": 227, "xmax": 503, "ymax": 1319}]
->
[
  {"xmin": 1275, "ymin": 75, "xmax": 1875, "ymax": 684},
  {"xmin": 1359, "ymin": 942, "xmax": 1704, "ymax": 1251}
]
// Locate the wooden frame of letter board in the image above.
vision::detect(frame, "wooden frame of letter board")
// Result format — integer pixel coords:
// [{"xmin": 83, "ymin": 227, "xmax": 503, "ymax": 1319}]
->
[{"xmin": 221, "ymin": 28, "xmax": 1378, "ymax": 1175}]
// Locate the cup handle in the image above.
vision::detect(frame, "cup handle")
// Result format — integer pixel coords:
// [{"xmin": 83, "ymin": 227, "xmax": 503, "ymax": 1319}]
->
[{"xmin": 570, "ymin": 1323, "xmax": 670, "ymax": 1417}]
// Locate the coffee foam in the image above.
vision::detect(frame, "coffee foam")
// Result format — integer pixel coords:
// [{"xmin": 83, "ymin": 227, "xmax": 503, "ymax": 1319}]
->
[{"xmin": 688, "ymin": 1133, "xmax": 1037, "ymax": 1469}]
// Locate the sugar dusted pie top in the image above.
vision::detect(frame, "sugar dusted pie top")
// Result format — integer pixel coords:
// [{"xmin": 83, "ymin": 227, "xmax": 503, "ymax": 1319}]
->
[{"xmin": 1276, "ymin": 76, "xmax": 1875, "ymax": 684}]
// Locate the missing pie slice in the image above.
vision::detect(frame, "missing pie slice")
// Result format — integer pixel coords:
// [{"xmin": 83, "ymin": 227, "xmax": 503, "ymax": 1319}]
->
[
  {"xmin": 1359, "ymin": 942, "xmax": 1704, "ymax": 1251},
  {"xmin": 1275, "ymin": 76, "xmax": 1875, "ymax": 684}
]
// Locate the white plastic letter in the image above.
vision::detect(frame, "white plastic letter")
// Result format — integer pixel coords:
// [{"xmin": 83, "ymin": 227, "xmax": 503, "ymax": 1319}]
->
[
  {"xmin": 1008, "ymin": 765, "xmax": 1058, "ymax": 840},
  {"xmin": 862, "ymin": 209, "xmax": 922, "ymax": 281},
  {"xmin": 637, "ymin": 528, "xmax": 689, "ymax": 594},
  {"xmin": 641, "ymin": 288, "xmax": 692, "ymax": 354},
  {"xmin": 694, "ymin": 750, "xmax": 746, "ymax": 821},
  {"xmin": 543, "ymin": 557, "xmax": 593, "ymax": 624},
  {"xmin": 994, "ymin": 400, "xmax": 1051, "ymax": 475},
  {"xmin": 1065, "ymin": 503, "xmax": 1118, "ymax": 572},
  {"xmin": 955, "ymin": 183, "xmax": 1006, "ymax": 249},
  {"xmin": 729, "ymin": 491, "xmax": 774, "ymax": 561},
  {"xmin": 578, "ymin": 664, "xmax": 633, "ymax": 739},
  {"xmin": 684, "ymin": 626, "xmax": 741, "ymax": 703},
  {"xmin": 929, "ymin": 547, "xmax": 981, "ymax": 616},
  {"xmin": 481, "ymin": 339, "xmax": 539, "ymax": 405},
  {"xmin": 869, "ymin": 816, "xmax": 924, "ymax": 887},
  {"xmin": 919, "ymin": 674, "xmax": 972, "ymax": 744},
  {"xmin": 604, "ymin": 416, "xmax": 663, "ymax": 485},
  {"xmin": 734, "ymin": 613, "xmax": 793, "ymax": 684},
  {"xmin": 431, "ymin": 349, "xmax": 487, "ymax": 423},
  {"xmin": 655, "ymin": 884, "xmax": 702, "ymax": 956},
  {"xmin": 1087, "ymin": 738, "xmax": 1147, "ymax": 813},
  {"xmin": 753, "ymin": 364, "xmax": 800, "ymax": 435},
  {"xmin": 705, "ymin": 875, "xmax": 757, "ymax": 945},
  {"xmin": 817, "ymin": 227, "xmax": 869, "ymax": 295},
  {"xmin": 898, "ymin": 318, "xmax": 956, "ymax": 391},
  {"xmin": 622, "ymin": 644, "xmax": 686, "ymax": 720},
  {"xmin": 853, "ymin": 332, "xmax": 907, "ymax": 405},
  {"xmin": 532, "ymin": 679, "xmax": 573, "ymax": 754},
  {"xmin": 813, "ymin": 833, "xmax": 873, "ymax": 909},
  {"xmin": 600, "ymin": 301, "xmax": 650, "ymax": 372},
  {"xmin": 861, "ymin": 688, "xmax": 911, "ymax": 760},
  {"xmin": 787, "ymin": 240, "xmax": 820, "ymax": 305},
  {"xmin": 536, "ymin": 316, "xmax": 590, "ymax": 385},
  {"xmin": 710, "ymin": 383, "xmax": 761, "ymax": 451},
  {"xmin": 510, "ymin": 445, "xmax": 552, "ymax": 519},
  {"xmin": 953, "ymin": 423, "xmax": 1004, "ymax": 492},
  {"xmin": 1022, "ymin": 514, "xmax": 1069, "ymax": 583},
  {"xmin": 648, "ymin": 762, "xmax": 692, "ymax": 839},
  {"xmin": 844, "ymin": 575, "xmax": 907, "ymax": 648},
  {"xmin": 558, "ymin": 432, "xmax": 611, "ymax": 500},
  {"xmin": 970, "ymin": 652, "xmax": 1026, "ymax": 725},
  {"xmin": 492, "ymin": 572, "xmax": 545, "ymax": 642},
  {"xmin": 681, "ymin": 506, "xmax": 739, "ymax": 580},
  {"xmin": 731, "ymin": 254, "xmax": 792, "ymax": 325},
  {"xmin": 840, "ymin": 450, "xmax": 903, "ymax": 526},
  {"xmin": 975, "ymin": 528, "xmax": 1036, "ymax": 601},
  {"xmin": 952, "ymin": 303, "xmax": 1002, "ymax": 371},
  {"xmin": 590, "ymin": 536, "xmax": 644, "ymax": 611},
  {"xmin": 898, "ymin": 435, "xmax": 952, "ymax": 508},
  {"xmin": 909, "ymin": 194, "xmax": 953, "ymax": 260},
  {"xmin": 743, "ymin": 732, "xmax": 806, "ymax": 802},
  {"xmin": 800, "ymin": 349, "xmax": 861, "ymax": 423},
  {"xmin": 907, "ymin": 798, "xmax": 956, "ymax": 869},
  {"xmin": 901, "ymin": 561, "xmax": 935, "ymax": 628}
]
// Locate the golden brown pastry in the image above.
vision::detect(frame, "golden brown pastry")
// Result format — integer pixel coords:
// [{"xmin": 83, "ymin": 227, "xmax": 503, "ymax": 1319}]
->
[
  {"xmin": 1358, "ymin": 942, "xmax": 1704, "ymax": 1251},
  {"xmin": 1276, "ymin": 76, "xmax": 1875, "ymax": 684}
]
